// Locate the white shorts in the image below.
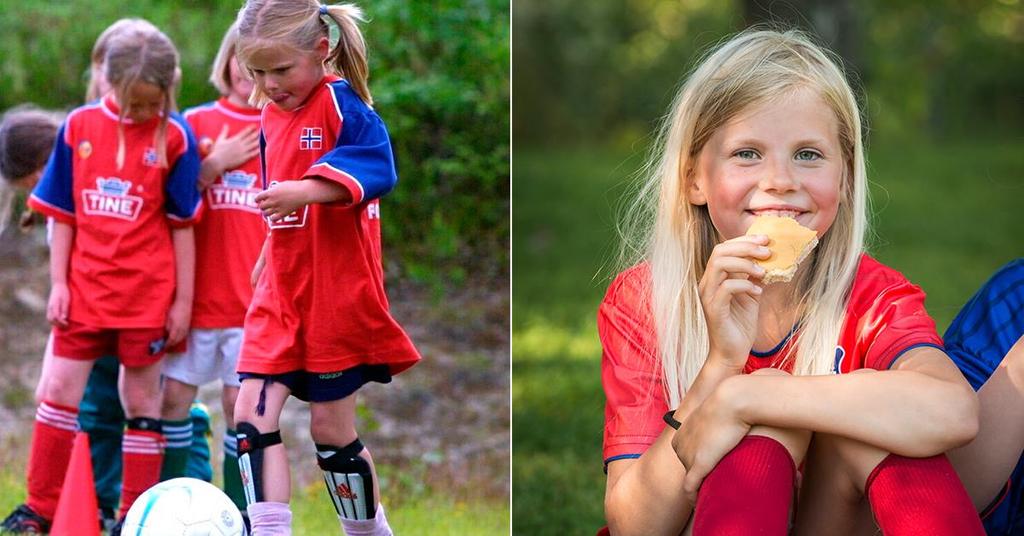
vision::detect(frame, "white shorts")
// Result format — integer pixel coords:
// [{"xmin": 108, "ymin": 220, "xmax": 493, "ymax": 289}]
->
[{"xmin": 162, "ymin": 328, "xmax": 244, "ymax": 388}]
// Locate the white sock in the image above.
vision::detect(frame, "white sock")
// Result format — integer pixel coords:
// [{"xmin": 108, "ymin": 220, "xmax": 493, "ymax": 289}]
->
[
  {"xmin": 339, "ymin": 504, "xmax": 392, "ymax": 536},
  {"xmin": 247, "ymin": 501, "xmax": 292, "ymax": 535}
]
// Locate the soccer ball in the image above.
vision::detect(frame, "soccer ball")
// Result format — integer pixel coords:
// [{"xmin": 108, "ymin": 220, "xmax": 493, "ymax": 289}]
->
[{"xmin": 122, "ymin": 477, "xmax": 245, "ymax": 535}]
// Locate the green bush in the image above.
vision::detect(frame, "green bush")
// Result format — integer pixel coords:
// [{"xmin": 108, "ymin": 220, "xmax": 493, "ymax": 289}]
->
[{"xmin": 0, "ymin": 0, "xmax": 509, "ymax": 284}]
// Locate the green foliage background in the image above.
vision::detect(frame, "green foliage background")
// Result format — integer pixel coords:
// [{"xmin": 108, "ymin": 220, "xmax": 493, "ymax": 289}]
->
[
  {"xmin": 513, "ymin": 0, "xmax": 1023, "ymax": 533},
  {"xmin": 0, "ymin": 0, "xmax": 510, "ymax": 283}
]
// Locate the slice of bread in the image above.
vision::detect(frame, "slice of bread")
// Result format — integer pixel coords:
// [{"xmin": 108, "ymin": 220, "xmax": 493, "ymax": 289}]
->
[{"xmin": 745, "ymin": 215, "xmax": 818, "ymax": 284}]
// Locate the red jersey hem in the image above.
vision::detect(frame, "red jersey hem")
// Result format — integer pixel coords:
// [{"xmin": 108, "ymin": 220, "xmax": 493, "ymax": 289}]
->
[
  {"xmin": 190, "ymin": 317, "xmax": 246, "ymax": 330},
  {"xmin": 603, "ymin": 439, "xmax": 658, "ymax": 462},
  {"xmin": 68, "ymin": 314, "xmax": 166, "ymax": 330},
  {"xmin": 238, "ymin": 351, "xmax": 420, "ymax": 376}
]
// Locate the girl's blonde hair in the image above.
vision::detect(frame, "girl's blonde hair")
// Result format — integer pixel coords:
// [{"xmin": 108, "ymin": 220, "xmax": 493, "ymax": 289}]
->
[
  {"xmin": 210, "ymin": 22, "xmax": 242, "ymax": 96},
  {"xmin": 104, "ymin": 27, "xmax": 180, "ymax": 170},
  {"xmin": 234, "ymin": 1, "xmax": 372, "ymax": 107},
  {"xmin": 86, "ymin": 18, "xmax": 160, "ymax": 102},
  {"xmin": 622, "ymin": 29, "xmax": 868, "ymax": 407}
]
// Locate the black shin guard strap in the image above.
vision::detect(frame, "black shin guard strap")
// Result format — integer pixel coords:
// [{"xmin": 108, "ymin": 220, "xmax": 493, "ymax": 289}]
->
[
  {"xmin": 126, "ymin": 417, "xmax": 163, "ymax": 433},
  {"xmin": 236, "ymin": 422, "xmax": 282, "ymax": 505}
]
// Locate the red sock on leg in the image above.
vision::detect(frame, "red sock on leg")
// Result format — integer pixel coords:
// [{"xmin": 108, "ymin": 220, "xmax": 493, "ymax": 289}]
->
[
  {"xmin": 865, "ymin": 453, "xmax": 984, "ymax": 536},
  {"xmin": 119, "ymin": 429, "xmax": 165, "ymax": 518},
  {"xmin": 692, "ymin": 435, "xmax": 796, "ymax": 536},
  {"xmin": 25, "ymin": 401, "xmax": 79, "ymax": 521}
]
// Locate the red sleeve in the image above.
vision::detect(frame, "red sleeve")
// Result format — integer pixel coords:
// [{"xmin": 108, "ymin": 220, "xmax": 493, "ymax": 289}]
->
[
  {"xmin": 599, "ymin": 265, "xmax": 669, "ymax": 466},
  {"xmin": 852, "ymin": 264, "xmax": 944, "ymax": 371}
]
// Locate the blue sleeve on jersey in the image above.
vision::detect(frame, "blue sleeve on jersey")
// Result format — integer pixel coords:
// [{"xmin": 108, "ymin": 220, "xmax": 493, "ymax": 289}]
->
[
  {"xmin": 944, "ymin": 259, "xmax": 1024, "ymax": 390},
  {"xmin": 314, "ymin": 107, "xmax": 398, "ymax": 203},
  {"xmin": 164, "ymin": 120, "xmax": 202, "ymax": 221},
  {"xmin": 31, "ymin": 123, "xmax": 75, "ymax": 217}
]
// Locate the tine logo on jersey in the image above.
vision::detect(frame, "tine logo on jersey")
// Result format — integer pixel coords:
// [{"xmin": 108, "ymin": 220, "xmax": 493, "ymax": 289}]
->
[
  {"xmin": 143, "ymin": 147, "xmax": 159, "ymax": 167},
  {"xmin": 299, "ymin": 127, "xmax": 323, "ymax": 150},
  {"xmin": 77, "ymin": 140, "xmax": 92, "ymax": 159},
  {"xmin": 207, "ymin": 170, "xmax": 261, "ymax": 214},
  {"xmin": 366, "ymin": 200, "xmax": 380, "ymax": 220},
  {"xmin": 266, "ymin": 180, "xmax": 309, "ymax": 229},
  {"xmin": 82, "ymin": 177, "xmax": 144, "ymax": 221}
]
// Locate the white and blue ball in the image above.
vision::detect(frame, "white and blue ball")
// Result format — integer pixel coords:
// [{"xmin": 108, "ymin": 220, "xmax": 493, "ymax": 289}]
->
[{"xmin": 122, "ymin": 477, "xmax": 244, "ymax": 535}]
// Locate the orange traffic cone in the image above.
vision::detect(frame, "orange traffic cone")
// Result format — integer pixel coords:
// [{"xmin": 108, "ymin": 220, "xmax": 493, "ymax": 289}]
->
[{"xmin": 51, "ymin": 432, "xmax": 100, "ymax": 536}]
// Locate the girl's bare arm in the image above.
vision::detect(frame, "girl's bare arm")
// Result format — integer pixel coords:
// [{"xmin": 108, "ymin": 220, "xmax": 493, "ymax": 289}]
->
[
  {"xmin": 948, "ymin": 334, "xmax": 1024, "ymax": 509},
  {"xmin": 46, "ymin": 222, "xmax": 74, "ymax": 326},
  {"xmin": 728, "ymin": 346, "xmax": 978, "ymax": 457},
  {"xmin": 604, "ymin": 359, "xmax": 736, "ymax": 536}
]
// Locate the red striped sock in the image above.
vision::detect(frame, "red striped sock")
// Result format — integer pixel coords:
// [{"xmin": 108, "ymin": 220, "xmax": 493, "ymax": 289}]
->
[
  {"xmin": 25, "ymin": 401, "xmax": 79, "ymax": 521},
  {"xmin": 692, "ymin": 435, "xmax": 795, "ymax": 536},
  {"xmin": 119, "ymin": 429, "xmax": 165, "ymax": 518},
  {"xmin": 865, "ymin": 453, "xmax": 984, "ymax": 536}
]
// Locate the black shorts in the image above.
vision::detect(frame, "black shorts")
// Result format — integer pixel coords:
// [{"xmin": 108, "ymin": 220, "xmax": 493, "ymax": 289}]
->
[{"xmin": 239, "ymin": 364, "xmax": 391, "ymax": 403}]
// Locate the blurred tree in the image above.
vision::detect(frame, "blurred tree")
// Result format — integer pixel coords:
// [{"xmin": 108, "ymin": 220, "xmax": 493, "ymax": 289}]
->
[
  {"xmin": 0, "ymin": 0, "xmax": 509, "ymax": 284},
  {"xmin": 514, "ymin": 0, "xmax": 1024, "ymax": 147},
  {"xmin": 742, "ymin": 0, "xmax": 863, "ymax": 96}
]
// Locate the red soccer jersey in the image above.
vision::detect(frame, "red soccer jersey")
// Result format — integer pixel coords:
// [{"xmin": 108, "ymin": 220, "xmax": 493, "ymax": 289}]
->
[
  {"xmin": 238, "ymin": 76, "xmax": 420, "ymax": 375},
  {"xmin": 28, "ymin": 95, "xmax": 201, "ymax": 329},
  {"xmin": 599, "ymin": 254, "xmax": 943, "ymax": 465},
  {"xmin": 184, "ymin": 98, "xmax": 266, "ymax": 328}
]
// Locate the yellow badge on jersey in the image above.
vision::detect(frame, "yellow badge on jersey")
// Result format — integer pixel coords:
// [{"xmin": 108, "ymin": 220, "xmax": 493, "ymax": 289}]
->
[
  {"xmin": 78, "ymin": 140, "xmax": 92, "ymax": 159},
  {"xmin": 199, "ymin": 136, "xmax": 214, "ymax": 157}
]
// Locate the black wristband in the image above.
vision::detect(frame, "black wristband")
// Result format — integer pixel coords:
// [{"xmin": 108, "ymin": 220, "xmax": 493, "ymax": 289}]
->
[{"xmin": 663, "ymin": 410, "xmax": 681, "ymax": 430}]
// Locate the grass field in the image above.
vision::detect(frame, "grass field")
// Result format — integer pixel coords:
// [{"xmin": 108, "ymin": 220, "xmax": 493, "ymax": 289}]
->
[
  {"xmin": 0, "ymin": 465, "xmax": 509, "ymax": 534},
  {"xmin": 511, "ymin": 136, "xmax": 1023, "ymax": 534}
]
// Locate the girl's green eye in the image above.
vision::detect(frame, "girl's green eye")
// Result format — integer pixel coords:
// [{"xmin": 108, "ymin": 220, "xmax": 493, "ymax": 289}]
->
[
  {"xmin": 796, "ymin": 150, "xmax": 821, "ymax": 161},
  {"xmin": 736, "ymin": 149, "xmax": 758, "ymax": 159}
]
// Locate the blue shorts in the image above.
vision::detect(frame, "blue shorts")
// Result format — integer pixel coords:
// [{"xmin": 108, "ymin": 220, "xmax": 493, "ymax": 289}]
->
[
  {"xmin": 944, "ymin": 259, "xmax": 1024, "ymax": 534},
  {"xmin": 239, "ymin": 364, "xmax": 391, "ymax": 403}
]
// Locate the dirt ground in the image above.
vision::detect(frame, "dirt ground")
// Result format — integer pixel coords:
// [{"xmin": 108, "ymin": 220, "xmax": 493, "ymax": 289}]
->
[{"xmin": 0, "ymin": 226, "xmax": 510, "ymax": 501}]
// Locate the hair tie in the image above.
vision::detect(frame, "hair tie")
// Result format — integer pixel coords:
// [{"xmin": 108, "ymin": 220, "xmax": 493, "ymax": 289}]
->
[{"xmin": 319, "ymin": 5, "xmax": 328, "ymax": 16}]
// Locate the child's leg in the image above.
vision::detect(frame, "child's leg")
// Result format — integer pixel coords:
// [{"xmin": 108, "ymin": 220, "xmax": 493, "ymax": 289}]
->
[
  {"xmin": 690, "ymin": 369, "xmax": 810, "ymax": 536},
  {"xmin": 795, "ymin": 432, "xmax": 984, "ymax": 536},
  {"xmin": 77, "ymin": 355, "xmax": 125, "ymax": 518},
  {"xmin": 217, "ymin": 329, "xmax": 246, "ymax": 512},
  {"xmin": 118, "ymin": 360, "xmax": 166, "ymax": 518},
  {"xmin": 947, "ymin": 334, "xmax": 1024, "ymax": 510},
  {"xmin": 160, "ymin": 377, "xmax": 199, "ymax": 480},
  {"xmin": 24, "ymin": 355, "xmax": 96, "ymax": 521},
  {"xmin": 234, "ymin": 378, "xmax": 292, "ymax": 531},
  {"xmin": 310, "ymin": 394, "xmax": 391, "ymax": 535},
  {"xmin": 221, "ymin": 384, "xmax": 247, "ymax": 513},
  {"xmin": 186, "ymin": 401, "xmax": 214, "ymax": 481},
  {"xmin": 32, "ymin": 332, "xmax": 55, "ymax": 405}
]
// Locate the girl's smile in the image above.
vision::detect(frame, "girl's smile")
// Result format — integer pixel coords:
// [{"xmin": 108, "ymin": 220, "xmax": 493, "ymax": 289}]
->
[{"xmin": 688, "ymin": 87, "xmax": 844, "ymax": 240}]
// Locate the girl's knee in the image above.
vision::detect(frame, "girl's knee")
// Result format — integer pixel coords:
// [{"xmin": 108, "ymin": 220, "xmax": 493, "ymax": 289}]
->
[
  {"xmin": 160, "ymin": 379, "xmax": 196, "ymax": 418},
  {"xmin": 121, "ymin": 389, "xmax": 160, "ymax": 418},
  {"xmin": 814, "ymin": 434, "xmax": 890, "ymax": 493},
  {"xmin": 309, "ymin": 413, "xmax": 357, "ymax": 446},
  {"xmin": 749, "ymin": 424, "xmax": 812, "ymax": 465}
]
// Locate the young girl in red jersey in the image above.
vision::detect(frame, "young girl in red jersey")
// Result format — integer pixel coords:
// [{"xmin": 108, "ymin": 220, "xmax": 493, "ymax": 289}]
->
[
  {"xmin": 231, "ymin": 1, "xmax": 420, "ymax": 534},
  {"xmin": 0, "ymin": 26, "xmax": 201, "ymax": 533},
  {"xmin": 160, "ymin": 20, "xmax": 263, "ymax": 516},
  {"xmin": 600, "ymin": 29, "xmax": 985, "ymax": 535}
]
